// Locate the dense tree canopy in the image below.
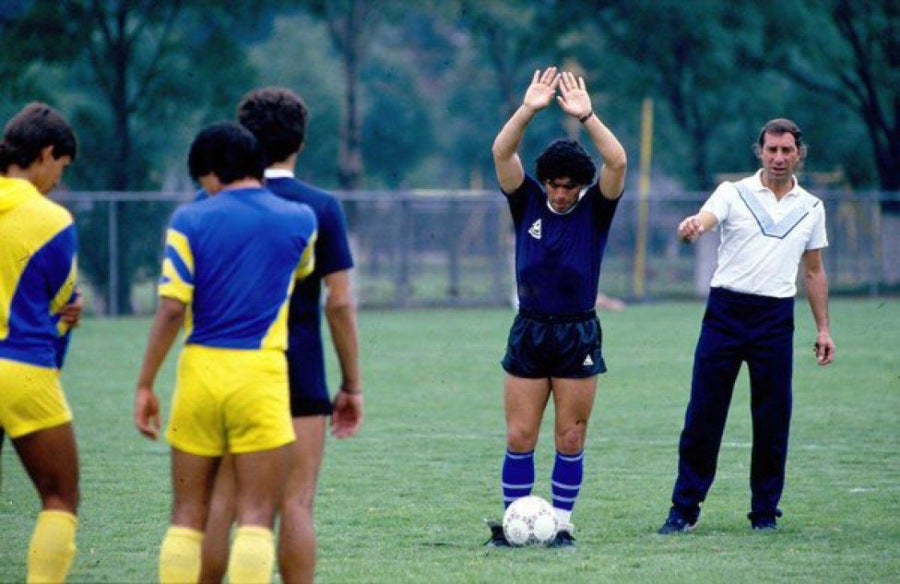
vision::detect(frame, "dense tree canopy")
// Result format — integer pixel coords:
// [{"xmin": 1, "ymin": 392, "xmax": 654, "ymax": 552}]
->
[{"xmin": 1, "ymin": 0, "xmax": 897, "ymax": 310}]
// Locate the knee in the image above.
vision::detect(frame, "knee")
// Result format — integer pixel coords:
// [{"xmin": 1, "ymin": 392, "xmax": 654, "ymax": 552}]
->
[
  {"xmin": 506, "ymin": 425, "xmax": 539, "ymax": 452},
  {"xmin": 555, "ymin": 423, "xmax": 587, "ymax": 455},
  {"xmin": 281, "ymin": 483, "xmax": 316, "ymax": 517}
]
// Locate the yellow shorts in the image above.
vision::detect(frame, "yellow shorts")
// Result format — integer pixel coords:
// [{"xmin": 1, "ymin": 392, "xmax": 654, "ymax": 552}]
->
[
  {"xmin": 166, "ymin": 345, "xmax": 295, "ymax": 456},
  {"xmin": 0, "ymin": 358, "xmax": 72, "ymax": 438}
]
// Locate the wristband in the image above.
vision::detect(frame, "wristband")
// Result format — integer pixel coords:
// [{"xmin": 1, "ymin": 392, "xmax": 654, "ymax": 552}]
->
[{"xmin": 578, "ymin": 111, "xmax": 594, "ymax": 124}]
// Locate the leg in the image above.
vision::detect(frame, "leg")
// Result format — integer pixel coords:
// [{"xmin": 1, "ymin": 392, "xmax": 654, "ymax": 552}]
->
[
  {"xmin": 13, "ymin": 424, "xmax": 80, "ymax": 583},
  {"xmin": 550, "ymin": 376, "xmax": 597, "ymax": 525},
  {"xmin": 671, "ymin": 323, "xmax": 742, "ymax": 521},
  {"xmin": 13, "ymin": 423, "xmax": 80, "ymax": 513},
  {"xmin": 200, "ymin": 455, "xmax": 237, "ymax": 583},
  {"xmin": 227, "ymin": 445, "xmax": 290, "ymax": 583},
  {"xmin": 747, "ymin": 324, "xmax": 794, "ymax": 523},
  {"xmin": 160, "ymin": 449, "xmax": 219, "ymax": 584},
  {"xmin": 502, "ymin": 374, "xmax": 550, "ymax": 506},
  {"xmin": 551, "ymin": 376, "xmax": 597, "ymax": 456},
  {"xmin": 278, "ymin": 416, "xmax": 326, "ymax": 584},
  {"xmin": 504, "ymin": 374, "xmax": 551, "ymax": 452}
]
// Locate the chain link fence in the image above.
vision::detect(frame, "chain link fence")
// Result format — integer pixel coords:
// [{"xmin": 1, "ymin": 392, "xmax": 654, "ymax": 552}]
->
[{"xmin": 52, "ymin": 189, "xmax": 900, "ymax": 315}]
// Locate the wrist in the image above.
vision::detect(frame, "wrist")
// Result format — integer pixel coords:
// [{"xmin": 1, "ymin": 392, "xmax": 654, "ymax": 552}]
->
[
  {"xmin": 578, "ymin": 110, "xmax": 595, "ymax": 124},
  {"xmin": 340, "ymin": 385, "xmax": 362, "ymax": 395}
]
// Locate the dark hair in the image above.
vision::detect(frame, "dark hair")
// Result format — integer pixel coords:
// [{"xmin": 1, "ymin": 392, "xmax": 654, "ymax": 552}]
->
[
  {"xmin": 188, "ymin": 121, "xmax": 265, "ymax": 183},
  {"xmin": 535, "ymin": 139, "xmax": 596, "ymax": 186},
  {"xmin": 237, "ymin": 87, "xmax": 308, "ymax": 164},
  {"xmin": 754, "ymin": 118, "xmax": 807, "ymax": 158},
  {"xmin": 0, "ymin": 102, "xmax": 77, "ymax": 172}
]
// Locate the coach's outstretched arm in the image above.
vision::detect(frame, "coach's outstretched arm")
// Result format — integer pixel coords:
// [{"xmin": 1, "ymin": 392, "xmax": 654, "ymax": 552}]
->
[
  {"xmin": 677, "ymin": 212, "xmax": 718, "ymax": 244},
  {"xmin": 556, "ymin": 71, "xmax": 627, "ymax": 200},
  {"xmin": 492, "ymin": 67, "xmax": 560, "ymax": 194}
]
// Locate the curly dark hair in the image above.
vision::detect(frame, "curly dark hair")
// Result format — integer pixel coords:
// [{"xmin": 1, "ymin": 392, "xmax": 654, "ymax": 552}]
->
[
  {"xmin": 188, "ymin": 121, "xmax": 265, "ymax": 184},
  {"xmin": 0, "ymin": 102, "xmax": 77, "ymax": 172},
  {"xmin": 237, "ymin": 87, "xmax": 308, "ymax": 165},
  {"xmin": 535, "ymin": 139, "xmax": 596, "ymax": 186}
]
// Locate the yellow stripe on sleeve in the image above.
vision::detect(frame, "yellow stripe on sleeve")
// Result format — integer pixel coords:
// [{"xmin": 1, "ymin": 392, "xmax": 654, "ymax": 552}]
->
[
  {"xmin": 295, "ymin": 232, "xmax": 317, "ymax": 281},
  {"xmin": 158, "ymin": 228, "xmax": 195, "ymax": 304}
]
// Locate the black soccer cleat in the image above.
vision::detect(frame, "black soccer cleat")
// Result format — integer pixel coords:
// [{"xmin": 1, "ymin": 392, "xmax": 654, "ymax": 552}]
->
[
  {"xmin": 484, "ymin": 519, "xmax": 512, "ymax": 547},
  {"xmin": 548, "ymin": 525, "xmax": 576, "ymax": 548},
  {"xmin": 657, "ymin": 509, "xmax": 697, "ymax": 535},
  {"xmin": 749, "ymin": 510, "xmax": 781, "ymax": 532}
]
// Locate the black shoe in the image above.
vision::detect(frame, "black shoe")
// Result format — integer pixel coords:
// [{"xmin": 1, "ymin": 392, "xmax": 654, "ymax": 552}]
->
[
  {"xmin": 749, "ymin": 510, "xmax": 781, "ymax": 531},
  {"xmin": 751, "ymin": 518, "xmax": 778, "ymax": 531},
  {"xmin": 484, "ymin": 519, "xmax": 511, "ymax": 547},
  {"xmin": 657, "ymin": 509, "xmax": 697, "ymax": 535},
  {"xmin": 548, "ymin": 524, "xmax": 576, "ymax": 548}
]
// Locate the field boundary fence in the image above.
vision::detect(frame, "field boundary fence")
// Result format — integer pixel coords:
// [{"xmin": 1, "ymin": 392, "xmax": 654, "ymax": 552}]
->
[{"xmin": 52, "ymin": 189, "xmax": 900, "ymax": 315}]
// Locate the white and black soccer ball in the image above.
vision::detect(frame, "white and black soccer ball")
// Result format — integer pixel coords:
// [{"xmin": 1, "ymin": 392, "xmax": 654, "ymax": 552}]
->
[{"xmin": 502, "ymin": 495, "xmax": 558, "ymax": 547}]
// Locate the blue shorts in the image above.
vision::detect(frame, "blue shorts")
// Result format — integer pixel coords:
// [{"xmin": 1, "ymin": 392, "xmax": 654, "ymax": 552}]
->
[
  {"xmin": 286, "ymin": 332, "xmax": 333, "ymax": 417},
  {"xmin": 501, "ymin": 309, "xmax": 607, "ymax": 379}
]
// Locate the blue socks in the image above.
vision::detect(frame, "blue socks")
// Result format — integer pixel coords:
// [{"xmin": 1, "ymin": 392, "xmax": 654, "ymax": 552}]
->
[
  {"xmin": 501, "ymin": 449, "xmax": 535, "ymax": 508},
  {"xmin": 551, "ymin": 450, "xmax": 584, "ymax": 524},
  {"xmin": 502, "ymin": 449, "xmax": 584, "ymax": 524}
]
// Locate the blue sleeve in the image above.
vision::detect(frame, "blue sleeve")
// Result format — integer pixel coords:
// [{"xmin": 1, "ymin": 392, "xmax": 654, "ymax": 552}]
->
[{"xmin": 315, "ymin": 197, "xmax": 354, "ymax": 276}]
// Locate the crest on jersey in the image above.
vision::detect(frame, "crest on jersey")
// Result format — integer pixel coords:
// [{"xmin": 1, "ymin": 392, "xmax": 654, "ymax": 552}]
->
[{"xmin": 528, "ymin": 219, "xmax": 542, "ymax": 240}]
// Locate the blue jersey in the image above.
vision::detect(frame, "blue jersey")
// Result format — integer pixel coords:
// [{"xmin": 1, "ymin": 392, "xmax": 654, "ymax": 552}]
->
[
  {"xmin": 265, "ymin": 177, "xmax": 354, "ymax": 331},
  {"xmin": 0, "ymin": 177, "xmax": 78, "ymax": 368},
  {"xmin": 266, "ymin": 177, "xmax": 354, "ymax": 409},
  {"xmin": 159, "ymin": 187, "xmax": 317, "ymax": 350},
  {"xmin": 507, "ymin": 175, "xmax": 619, "ymax": 315}
]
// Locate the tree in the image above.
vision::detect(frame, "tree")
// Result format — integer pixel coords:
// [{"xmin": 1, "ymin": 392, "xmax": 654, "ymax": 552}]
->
[
  {"xmin": 5, "ymin": 0, "xmax": 267, "ymax": 313},
  {"xmin": 302, "ymin": 0, "xmax": 390, "ymax": 190},
  {"xmin": 755, "ymin": 0, "xmax": 899, "ymax": 192},
  {"xmin": 592, "ymin": 0, "xmax": 771, "ymax": 189}
]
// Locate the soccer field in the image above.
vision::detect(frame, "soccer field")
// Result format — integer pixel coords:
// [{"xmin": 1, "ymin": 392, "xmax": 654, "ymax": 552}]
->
[{"xmin": 1, "ymin": 299, "xmax": 897, "ymax": 582}]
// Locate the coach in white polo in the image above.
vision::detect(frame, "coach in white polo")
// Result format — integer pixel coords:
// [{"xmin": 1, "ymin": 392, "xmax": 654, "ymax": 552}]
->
[{"xmin": 657, "ymin": 118, "xmax": 836, "ymax": 535}]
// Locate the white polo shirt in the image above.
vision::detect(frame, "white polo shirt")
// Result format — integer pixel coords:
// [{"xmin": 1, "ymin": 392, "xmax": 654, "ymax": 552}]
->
[{"xmin": 702, "ymin": 169, "xmax": 828, "ymax": 298}]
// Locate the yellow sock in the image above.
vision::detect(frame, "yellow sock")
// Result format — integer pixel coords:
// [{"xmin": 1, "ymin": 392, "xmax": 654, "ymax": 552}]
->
[
  {"xmin": 227, "ymin": 525, "xmax": 274, "ymax": 584},
  {"xmin": 27, "ymin": 510, "xmax": 77, "ymax": 584},
  {"xmin": 159, "ymin": 526, "xmax": 202, "ymax": 584}
]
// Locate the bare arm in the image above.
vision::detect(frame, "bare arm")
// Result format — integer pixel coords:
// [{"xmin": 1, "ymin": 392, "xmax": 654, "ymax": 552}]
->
[
  {"xmin": 492, "ymin": 67, "xmax": 560, "ymax": 194},
  {"xmin": 802, "ymin": 248, "xmax": 835, "ymax": 365},
  {"xmin": 324, "ymin": 269, "xmax": 363, "ymax": 438},
  {"xmin": 134, "ymin": 297, "xmax": 186, "ymax": 440},
  {"xmin": 677, "ymin": 211, "xmax": 719, "ymax": 243},
  {"xmin": 556, "ymin": 71, "xmax": 627, "ymax": 199}
]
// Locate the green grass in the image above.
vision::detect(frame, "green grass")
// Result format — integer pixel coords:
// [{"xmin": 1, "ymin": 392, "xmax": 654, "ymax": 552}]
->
[{"xmin": 1, "ymin": 299, "xmax": 898, "ymax": 582}]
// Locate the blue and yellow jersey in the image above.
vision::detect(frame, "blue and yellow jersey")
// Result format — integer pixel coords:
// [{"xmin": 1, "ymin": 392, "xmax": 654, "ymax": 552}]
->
[
  {"xmin": 0, "ymin": 177, "xmax": 78, "ymax": 369},
  {"xmin": 159, "ymin": 187, "xmax": 317, "ymax": 351}
]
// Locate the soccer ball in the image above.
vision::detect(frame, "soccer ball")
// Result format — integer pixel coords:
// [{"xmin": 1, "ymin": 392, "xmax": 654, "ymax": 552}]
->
[{"xmin": 502, "ymin": 495, "xmax": 558, "ymax": 547}]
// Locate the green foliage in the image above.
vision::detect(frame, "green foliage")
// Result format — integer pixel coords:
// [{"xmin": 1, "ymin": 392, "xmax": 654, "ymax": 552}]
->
[
  {"xmin": 1, "ymin": 1, "xmax": 897, "ymax": 196},
  {"xmin": 752, "ymin": 0, "xmax": 899, "ymax": 190},
  {"xmin": 1, "ymin": 300, "xmax": 898, "ymax": 581},
  {"xmin": 248, "ymin": 10, "xmax": 343, "ymax": 188}
]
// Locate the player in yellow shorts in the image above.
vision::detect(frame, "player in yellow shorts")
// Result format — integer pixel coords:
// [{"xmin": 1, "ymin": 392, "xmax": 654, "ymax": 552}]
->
[
  {"xmin": 167, "ymin": 346, "xmax": 294, "ymax": 456},
  {"xmin": 0, "ymin": 102, "xmax": 82, "ymax": 583},
  {"xmin": 133, "ymin": 121, "xmax": 317, "ymax": 584}
]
